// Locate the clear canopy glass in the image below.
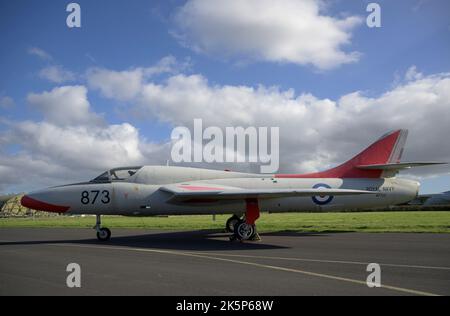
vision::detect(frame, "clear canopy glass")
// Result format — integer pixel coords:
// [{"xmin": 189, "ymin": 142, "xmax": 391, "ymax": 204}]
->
[{"xmin": 91, "ymin": 166, "xmax": 142, "ymax": 182}]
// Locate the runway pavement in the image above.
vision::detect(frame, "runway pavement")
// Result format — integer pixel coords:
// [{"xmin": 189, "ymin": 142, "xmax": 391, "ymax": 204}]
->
[{"xmin": 0, "ymin": 228, "xmax": 449, "ymax": 296}]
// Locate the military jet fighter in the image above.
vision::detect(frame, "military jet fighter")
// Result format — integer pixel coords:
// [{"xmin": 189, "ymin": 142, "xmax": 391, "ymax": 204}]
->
[
  {"xmin": 21, "ymin": 129, "xmax": 445, "ymax": 241},
  {"xmin": 409, "ymin": 190, "xmax": 450, "ymax": 206}
]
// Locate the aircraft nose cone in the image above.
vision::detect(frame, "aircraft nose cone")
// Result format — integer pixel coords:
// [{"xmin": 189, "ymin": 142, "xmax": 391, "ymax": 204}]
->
[{"xmin": 21, "ymin": 193, "xmax": 70, "ymax": 213}]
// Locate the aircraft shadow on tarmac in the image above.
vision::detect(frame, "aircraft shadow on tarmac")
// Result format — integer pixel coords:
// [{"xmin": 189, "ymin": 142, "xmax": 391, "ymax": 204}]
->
[
  {"xmin": 0, "ymin": 229, "xmax": 334, "ymax": 251},
  {"xmin": 262, "ymin": 230, "xmax": 354, "ymax": 236},
  {"xmin": 95, "ymin": 230, "xmax": 292, "ymax": 251}
]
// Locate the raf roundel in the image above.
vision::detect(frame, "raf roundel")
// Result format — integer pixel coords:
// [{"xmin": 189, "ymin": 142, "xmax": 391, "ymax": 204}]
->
[{"xmin": 312, "ymin": 183, "xmax": 334, "ymax": 205}]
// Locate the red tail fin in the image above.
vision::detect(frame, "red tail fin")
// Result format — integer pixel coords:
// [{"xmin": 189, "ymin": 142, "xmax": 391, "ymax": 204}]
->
[{"xmin": 276, "ymin": 129, "xmax": 408, "ymax": 179}]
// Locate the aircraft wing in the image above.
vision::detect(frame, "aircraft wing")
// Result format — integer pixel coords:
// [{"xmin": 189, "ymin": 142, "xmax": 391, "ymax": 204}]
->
[{"xmin": 160, "ymin": 183, "xmax": 376, "ymax": 203}]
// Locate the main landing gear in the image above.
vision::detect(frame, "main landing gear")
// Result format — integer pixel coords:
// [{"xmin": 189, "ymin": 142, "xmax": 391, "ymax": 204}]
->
[
  {"xmin": 94, "ymin": 214, "xmax": 111, "ymax": 241},
  {"xmin": 229, "ymin": 199, "xmax": 261, "ymax": 242},
  {"xmin": 225, "ymin": 214, "xmax": 241, "ymax": 233}
]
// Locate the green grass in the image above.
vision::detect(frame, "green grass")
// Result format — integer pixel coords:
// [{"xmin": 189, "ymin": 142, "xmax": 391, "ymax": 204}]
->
[{"xmin": 1, "ymin": 211, "xmax": 450, "ymax": 233}]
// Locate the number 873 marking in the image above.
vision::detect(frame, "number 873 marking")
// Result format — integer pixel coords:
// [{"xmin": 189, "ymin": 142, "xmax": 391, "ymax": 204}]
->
[{"xmin": 81, "ymin": 190, "xmax": 110, "ymax": 204}]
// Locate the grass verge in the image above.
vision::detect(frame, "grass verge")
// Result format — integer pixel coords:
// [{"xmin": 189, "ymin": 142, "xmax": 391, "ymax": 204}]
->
[{"xmin": 1, "ymin": 211, "xmax": 450, "ymax": 233}]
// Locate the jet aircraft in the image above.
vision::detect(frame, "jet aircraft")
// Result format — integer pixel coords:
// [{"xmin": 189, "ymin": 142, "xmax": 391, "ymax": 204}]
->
[{"xmin": 21, "ymin": 129, "xmax": 445, "ymax": 241}]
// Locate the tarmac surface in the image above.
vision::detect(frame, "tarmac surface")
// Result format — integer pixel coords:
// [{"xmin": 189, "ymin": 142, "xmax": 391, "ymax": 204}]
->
[{"xmin": 0, "ymin": 228, "xmax": 449, "ymax": 296}]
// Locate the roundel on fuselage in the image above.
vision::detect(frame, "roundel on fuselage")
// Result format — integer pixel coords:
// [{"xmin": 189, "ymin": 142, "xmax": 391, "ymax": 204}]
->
[{"xmin": 312, "ymin": 183, "xmax": 334, "ymax": 205}]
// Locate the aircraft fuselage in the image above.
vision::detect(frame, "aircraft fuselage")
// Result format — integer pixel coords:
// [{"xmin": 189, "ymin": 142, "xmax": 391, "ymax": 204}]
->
[{"xmin": 23, "ymin": 166, "xmax": 419, "ymax": 216}]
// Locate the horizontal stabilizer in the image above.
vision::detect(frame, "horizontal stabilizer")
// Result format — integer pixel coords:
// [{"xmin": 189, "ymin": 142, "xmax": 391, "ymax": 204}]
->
[{"xmin": 357, "ymin": 162, "xmax": 447, "ymax": 170}]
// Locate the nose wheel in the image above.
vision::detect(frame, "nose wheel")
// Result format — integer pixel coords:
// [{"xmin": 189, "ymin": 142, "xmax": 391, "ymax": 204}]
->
[
  {"xmin": 94, "ymin": 215, "xmax": 111, "ymax": 241},
  {"xmin": 96, "ymin": 227, "xmax": 111, "ymax": 241}
]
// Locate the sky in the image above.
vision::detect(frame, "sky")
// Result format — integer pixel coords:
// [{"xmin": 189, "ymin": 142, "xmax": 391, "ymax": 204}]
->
[{"xmin": 0, "ymin": 0, "xmax": 449, "ymax": 194}]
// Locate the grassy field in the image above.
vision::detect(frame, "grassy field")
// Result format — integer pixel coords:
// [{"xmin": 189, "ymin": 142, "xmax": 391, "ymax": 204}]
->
[{"xmin": 1, "ymin": 211, "xmax": 450, "ymax": 233}]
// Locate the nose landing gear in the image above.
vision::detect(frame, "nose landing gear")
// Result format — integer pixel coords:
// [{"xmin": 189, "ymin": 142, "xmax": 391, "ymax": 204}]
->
[{"xmin": 94, "ymin": 214, "xmax": 111, "ymax": 241}]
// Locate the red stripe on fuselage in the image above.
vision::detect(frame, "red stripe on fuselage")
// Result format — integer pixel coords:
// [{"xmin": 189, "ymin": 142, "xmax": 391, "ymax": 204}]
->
[
  {"xmin": 21, "ymin": 195, "xmax": 70, "ymax": 213},
  {"xmin": 178, "ymin": 185, "xmax": 224, "ymax": 191}
]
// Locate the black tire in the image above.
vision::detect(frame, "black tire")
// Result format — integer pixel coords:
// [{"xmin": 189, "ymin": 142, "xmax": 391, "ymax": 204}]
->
[
  {"xmin": 234, "ymin": 221, "xmax": 255, "ymax": 241},
  {"xmin": 96, "ymin": 228, "xmax": 111, "ymax": 241},
  {"xmin": 225, "ymin": 215, "xmax": 241, "ymax": 233}
]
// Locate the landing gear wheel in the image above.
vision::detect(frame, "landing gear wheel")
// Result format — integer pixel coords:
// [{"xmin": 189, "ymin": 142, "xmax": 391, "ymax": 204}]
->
[
  {"xmin": 96, "ymin": 227, "xmax": 111, "ymax": 241},
  {"xmin": 233, "ymin": 221, "xmax": 255, "ymax": 241},
  {"xmin": 225, "ymin": 215, "xmax": 241, "ymax": 233},
  {"xmin": 94, "ymin": 215, "xmax": 111, "ymax": 241}
]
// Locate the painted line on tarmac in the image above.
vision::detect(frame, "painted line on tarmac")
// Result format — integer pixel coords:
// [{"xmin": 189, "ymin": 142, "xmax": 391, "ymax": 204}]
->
[
  {"xmin": 181, "ymin": 251, "xmax": 450, "ymax": 271},
  {"xmin": 2, "ymin": 237, "xmax": 447, "ymax": 271},
  {"xmin": 52, "ymin": 243, "xmax": 440, "ymax": 296}
]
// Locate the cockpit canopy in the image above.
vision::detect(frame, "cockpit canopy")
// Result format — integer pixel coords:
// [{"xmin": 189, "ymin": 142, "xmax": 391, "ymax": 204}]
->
[{"xmin": 90, "ymin": 166, "xmax": 142, "ymax": 183}]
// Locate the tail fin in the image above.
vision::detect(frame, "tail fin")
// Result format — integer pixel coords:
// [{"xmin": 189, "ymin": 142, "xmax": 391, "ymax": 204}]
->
[{"xmin": 277, "ymin": 129, "xmax": 409, "ymax": 179}]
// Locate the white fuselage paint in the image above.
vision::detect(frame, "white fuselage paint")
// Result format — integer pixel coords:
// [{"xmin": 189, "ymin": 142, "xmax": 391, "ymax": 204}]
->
[{"xmin": 30, "ymin": 166, "xmax": 419, "ymax": 216}]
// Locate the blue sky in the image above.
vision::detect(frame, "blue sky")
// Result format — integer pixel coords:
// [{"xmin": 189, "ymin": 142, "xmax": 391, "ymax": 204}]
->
[
  {"xmin": 1, "ymin": 0, "xmax": 449, "ymax": 98},
  {"xmin": 0, "ymin": 0, "xmax": 449, "ymax": 194}
]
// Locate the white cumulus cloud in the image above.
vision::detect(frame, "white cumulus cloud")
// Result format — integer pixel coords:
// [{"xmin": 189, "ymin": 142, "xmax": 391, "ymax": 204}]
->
[
  {"xmin": 0, "ymin": 121, "xmax": 170, "ymax": 192},
  {"xmin": 86, "ymin": 55, "xmax": 192, "ymax": 101},
  {"xmin": 405, "ymin": 65, "xmax": 424, "ymax": 82},
  {"xmin": 87, "ymin": 68, "xmax": 144, "ymax": 101},
  {"xmin": 2, "ymin": 62, "xmax": 450, "ymax": 193},
  {"xmin": 172, "ymin": 0, "xmax": 362, "ymax": 69},
  {"xmin": 1, "ymin": 85, "xmax": 170, "ymax": 192},
  {"xmin": 27, "ymin": 86, "xmax": 103, "ymax": 126},
  {"xmin": 132, "ymin": 70, "xmax": 450, "ymax": 175},
  {"xmin": 39, "ymin": 65, "xmax": 76, "ymax": 83}
]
